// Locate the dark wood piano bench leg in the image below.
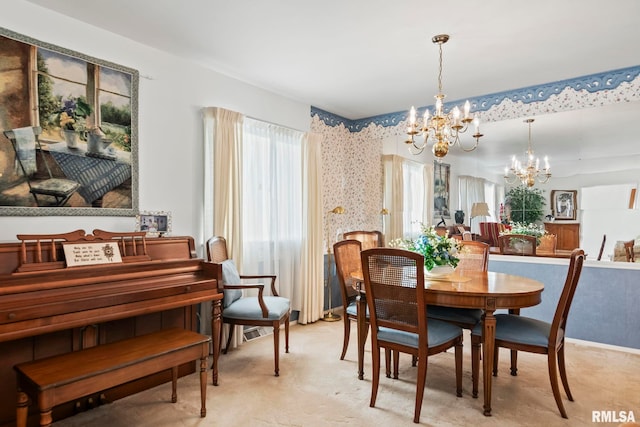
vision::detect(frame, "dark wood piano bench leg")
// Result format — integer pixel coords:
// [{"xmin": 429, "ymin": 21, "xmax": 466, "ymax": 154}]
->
[{"xmin": 16, "ymin": 390, "xmax": 29, "ymax": 427}]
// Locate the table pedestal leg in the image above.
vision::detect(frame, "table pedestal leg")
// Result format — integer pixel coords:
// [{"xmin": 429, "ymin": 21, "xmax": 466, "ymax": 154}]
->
[
  {"xmin": 482, "ymin": 308, "xmax": 496, "ymax": 416},
  {"xmin": 356, "ymin": 294, "xmax": 367, "ymax": 380}
]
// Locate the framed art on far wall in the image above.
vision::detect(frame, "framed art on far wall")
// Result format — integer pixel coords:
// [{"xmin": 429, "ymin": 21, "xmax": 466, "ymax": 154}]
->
[
  {"xmin": 136, "ymin": 211, "xmax": 171, "ymax": 237},
  {"xmin": 434, "ymin": 161, "xmax": 451, "ymax": 218},
  {"xmin": 551, "ymin": 190, "xmax": 577, "ymax": 220}
]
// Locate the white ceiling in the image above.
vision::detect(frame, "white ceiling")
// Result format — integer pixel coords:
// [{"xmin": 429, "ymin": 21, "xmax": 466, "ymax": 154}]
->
[{"xmin": 23, "ymin": 0, "xmax": 640, "ymax": 177}]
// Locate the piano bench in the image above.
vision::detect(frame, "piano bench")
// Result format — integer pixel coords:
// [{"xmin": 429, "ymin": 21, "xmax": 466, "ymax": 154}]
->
[{"xmin": 14, "ymin": 328, "xmax": 211, "ymax": 427}]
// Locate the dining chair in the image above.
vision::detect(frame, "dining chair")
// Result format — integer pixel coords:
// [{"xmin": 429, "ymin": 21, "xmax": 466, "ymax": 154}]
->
[
  {"xmin": 537, "ymin": 234, "xmax": 557, "ymax": 255},
  {"xmin": 206, "ymin": 236, "xmax": 290, "ymax": 376},
  {"xmin": 333, "ymin": 239, "xmax": 366, "ymax": 360},
  {"xmin": 343, "ymin": 230, "xmax": 384, "ymax": 249},
  {"xmin": 3, "ymin": 126, "xmax": 80, "ymax": 207},
  {"xmin": 498, "ymin": 234, "xmax": 537, "ymax": 256},
  {"xmin": 470, "ymin": 249, "xmax": 585, "ymax": 418},
  {"xmin": 623, "ymin": 240, "xmax": 635, "ymax": 262},
  {"xmin": 361, "ymin": 247, "xmax": 463, "ymax": 423},
  {"xmin": 427, "ymin": 241, "xmax": 488, "ymax": 330},
  {"xmin": 596, "ymin": 234, "xmax": 606, "ymax": 261},
  {"xmin": 478, "ymin": 222, "xmax": 505, "ymax": 248}
]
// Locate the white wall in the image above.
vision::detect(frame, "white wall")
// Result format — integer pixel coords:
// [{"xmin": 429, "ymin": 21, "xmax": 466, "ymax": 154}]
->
[{"xmin": 0, "ymin": 1, "xmax": 311, "ymax": 254}]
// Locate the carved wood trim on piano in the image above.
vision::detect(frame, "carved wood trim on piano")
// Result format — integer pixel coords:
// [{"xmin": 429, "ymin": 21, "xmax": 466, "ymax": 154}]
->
[{"xmin": 14, "ymin": 229, "xmax": 151, "ymax": 273}]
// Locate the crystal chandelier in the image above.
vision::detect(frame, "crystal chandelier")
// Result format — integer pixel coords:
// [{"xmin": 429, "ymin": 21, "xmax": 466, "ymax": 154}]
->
[
  {"xmin": 504, "ymin": 118, "xmax": 551, "ymax": 187},
  {"xmin": 405, "ymin": 34, "xmax": 483, "ymax": 159}
]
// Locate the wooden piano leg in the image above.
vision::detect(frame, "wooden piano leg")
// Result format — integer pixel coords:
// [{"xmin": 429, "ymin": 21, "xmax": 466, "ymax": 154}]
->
[
  {"xmin": 16, "ymin": 390, "xmax": 29, "ymax": 427},
  {"xmin": 211, "ymin": 298, "xmax": 222, "ymax": 386},
  {"xmin": 200, "ymin": 354, "xmax": 207, "ymax": 417},
  {"xmin": 171, "ymin": 366, "xmax": 178, "ymax": 403}
]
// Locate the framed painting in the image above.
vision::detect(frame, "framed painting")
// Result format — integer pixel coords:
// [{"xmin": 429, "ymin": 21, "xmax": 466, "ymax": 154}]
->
[
  {"xmin": 136, "ymin": 211, "xmax": 172, "ymax": 237},
  {"xmin": 551, "ymin": 190, "xmax": 577, "ymax": 220},
  {"xmin": 434, "ymin": 161, "xmax": 451, "ymax": 218},
  {"xmin": 0, "ymin": 27, "xmax": 138, "ymax": 216}
]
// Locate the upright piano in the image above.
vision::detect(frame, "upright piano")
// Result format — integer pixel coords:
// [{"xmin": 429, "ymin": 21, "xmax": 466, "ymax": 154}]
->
[{"xmin": 0, "ymin": 230, "xmax": 223, "ymax": 427}]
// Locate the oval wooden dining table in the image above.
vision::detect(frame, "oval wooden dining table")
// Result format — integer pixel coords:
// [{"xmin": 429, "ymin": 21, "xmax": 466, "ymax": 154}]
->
[{"xmin": 353, "ymin": 269, "xmax": 544, "ymax": 416}]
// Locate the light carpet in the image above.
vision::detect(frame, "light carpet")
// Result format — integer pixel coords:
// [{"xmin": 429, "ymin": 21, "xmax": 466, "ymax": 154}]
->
[{"xmin": 54, "ymin": 319, "xmax": 640, "ymax": 426}]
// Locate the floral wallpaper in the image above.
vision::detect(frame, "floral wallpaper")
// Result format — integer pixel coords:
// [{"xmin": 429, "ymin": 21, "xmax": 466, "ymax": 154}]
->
[{"xmin": 312, "ymin": 66, "xmax": 640, "ymax": 243}]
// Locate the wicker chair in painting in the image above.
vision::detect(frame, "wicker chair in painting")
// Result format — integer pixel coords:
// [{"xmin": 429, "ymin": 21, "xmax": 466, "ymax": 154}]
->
[{"xmin": 3, "ymin": 126, "xmax": 80, "ymax": 207}]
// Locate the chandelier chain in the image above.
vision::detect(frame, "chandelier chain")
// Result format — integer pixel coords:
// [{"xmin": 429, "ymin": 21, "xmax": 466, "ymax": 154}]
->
[
  {"xmin": 437, "ymin": 41, "xmax": 444, "ymax": 94},
  {"xmin": 405, "ymin": 34, "xmax": 483, "ymax": 159}
]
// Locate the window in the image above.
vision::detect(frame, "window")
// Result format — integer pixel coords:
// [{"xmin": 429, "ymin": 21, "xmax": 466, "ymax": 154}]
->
[
  {"xmin": 241, "ymin": 118, "xmax": 304, "ymax": 295},
  {"xmin": 36, "ymin": 47, "xmax": 132, "ymax": 151}
]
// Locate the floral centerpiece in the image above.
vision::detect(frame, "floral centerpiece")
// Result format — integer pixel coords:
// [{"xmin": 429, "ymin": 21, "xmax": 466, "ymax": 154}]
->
[
  {"xmin": 500, "ymin": 222, "xmax": 547, "ymax": 245},
  {"xmin": 389, "ymin": 223, "xmax": 461, "ymax": 273}
]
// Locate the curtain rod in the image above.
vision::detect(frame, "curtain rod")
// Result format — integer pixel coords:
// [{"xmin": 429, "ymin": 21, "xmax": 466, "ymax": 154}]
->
[{"xmin": 246, "ymin": 115, "xmax": 307, "ymax": 134}]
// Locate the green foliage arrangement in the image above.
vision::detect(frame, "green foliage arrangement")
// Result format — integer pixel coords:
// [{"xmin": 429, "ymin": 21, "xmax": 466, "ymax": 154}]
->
[{"xmin": 389, "ymin": 223, "xmax": 461, "ymax": 270}]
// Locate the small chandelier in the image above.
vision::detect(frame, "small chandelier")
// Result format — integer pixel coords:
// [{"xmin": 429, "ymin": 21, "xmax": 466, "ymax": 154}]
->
[
  {"xmin": 504, "ymin": 118, "xmax": 551, "ymax": 187},
  {"xmin": 405, "ymin": 34, "xmax": 483, "ymax": 159}
]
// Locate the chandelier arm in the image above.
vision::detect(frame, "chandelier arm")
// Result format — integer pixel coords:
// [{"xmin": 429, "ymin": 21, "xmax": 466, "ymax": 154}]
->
[
  {"xmin": 408, "ymin": 143, "xmax": 425, "ymax": 155},
  {"xmin": 504, "ymin": 173, "xmax": 519, "ymax": 185},
  {"xmin": 455, "ymin": 138, "xmax": 480, "ymax": 152}
]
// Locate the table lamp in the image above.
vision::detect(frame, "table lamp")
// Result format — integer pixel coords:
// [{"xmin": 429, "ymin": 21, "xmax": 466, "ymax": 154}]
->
[{"xmin": 471, "ymin": 202, "xmax": 490, "ymax": 231}]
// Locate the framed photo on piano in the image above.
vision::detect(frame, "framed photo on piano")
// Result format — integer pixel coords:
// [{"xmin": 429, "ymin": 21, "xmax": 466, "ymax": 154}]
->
[{"xmin": 136, "ymin": 211, "xmax": 171, "ymax": 237}]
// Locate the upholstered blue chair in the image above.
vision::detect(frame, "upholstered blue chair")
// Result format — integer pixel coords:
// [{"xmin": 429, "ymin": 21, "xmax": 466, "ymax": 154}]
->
[
  {"xmin": 471, "ymin": 249, "xmax": 585, "ymax": 418},
  {"xmin": 361, "ymin": 247, "xmax": 463, "ymax": 423},
  {"xmin": 206, "ymin": 236, "xmax": 290, "ymax": 376}
]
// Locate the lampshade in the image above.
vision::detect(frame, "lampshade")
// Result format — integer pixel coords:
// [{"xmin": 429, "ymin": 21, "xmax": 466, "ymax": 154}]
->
[{"xmin": 471, "ymin": 202, "xmax": 490, "ymax": 218}]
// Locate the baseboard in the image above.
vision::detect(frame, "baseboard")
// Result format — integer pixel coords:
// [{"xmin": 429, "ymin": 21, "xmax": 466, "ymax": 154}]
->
[{"xmin": 566, "ymin": 337, "xmax": 640, "ymax": 355}]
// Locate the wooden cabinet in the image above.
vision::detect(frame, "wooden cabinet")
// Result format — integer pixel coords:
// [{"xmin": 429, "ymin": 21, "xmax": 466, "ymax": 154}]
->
[{"xmin": 544, "ymin": 222, "xmax": 580, "ymax": 250}]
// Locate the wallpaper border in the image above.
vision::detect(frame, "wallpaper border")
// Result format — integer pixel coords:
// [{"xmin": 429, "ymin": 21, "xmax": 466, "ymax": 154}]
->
[{"xmin": 312, "ymin": 65, "xmax": 640, "ymax": 132}]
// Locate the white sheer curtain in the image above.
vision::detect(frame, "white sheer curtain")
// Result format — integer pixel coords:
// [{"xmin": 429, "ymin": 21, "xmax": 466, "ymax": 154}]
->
[
  {"xmin": 382, "ymin": 155, "xmax": 432, "ymax": 241},
  {"xmin": 242, "ymin": 118, "xmax": 304, "ymax": 305},
  {"xmin": 403, "ymin": 159, "xmax": 429, "ymax": 238},
  {"xmin": 458, "ymin": 175, "xmax": 486, "ymax": 233}
]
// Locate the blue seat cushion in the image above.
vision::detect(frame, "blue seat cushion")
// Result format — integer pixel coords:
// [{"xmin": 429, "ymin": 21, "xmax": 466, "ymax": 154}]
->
[
  {"xmin": 471, "ymin": 314, "xmax": 552, "ymax": 348},
  {"xmin": 220, "ymin": 259, "xmax": 243, "ymax": 308},
  {"xmin": 377, "ymin": 319, "xmax": 462, "ymax": 349},
  {"xmin": 427, "ymin": 305, "xmax": 483, "ymax": 328},
  {"xmin": 224, "ymin": 296, "xmax": 290, "ymax": 320},
  {"xmin": 345, "ymin": 301, "xmax": 369, "ymax": 318}
]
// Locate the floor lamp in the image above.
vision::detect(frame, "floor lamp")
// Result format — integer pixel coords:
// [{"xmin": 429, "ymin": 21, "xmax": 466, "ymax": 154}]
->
[
  {"xmin": 471, "ymin": 202, "xmax": 490, "ymax": 233},
  {"xmin": 323, "ymin": 206, "xmax": 344, "ymax": 322},
  {"xmin": 380, "ymin": 208, "xmax": 389, "ymax": 244}
]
